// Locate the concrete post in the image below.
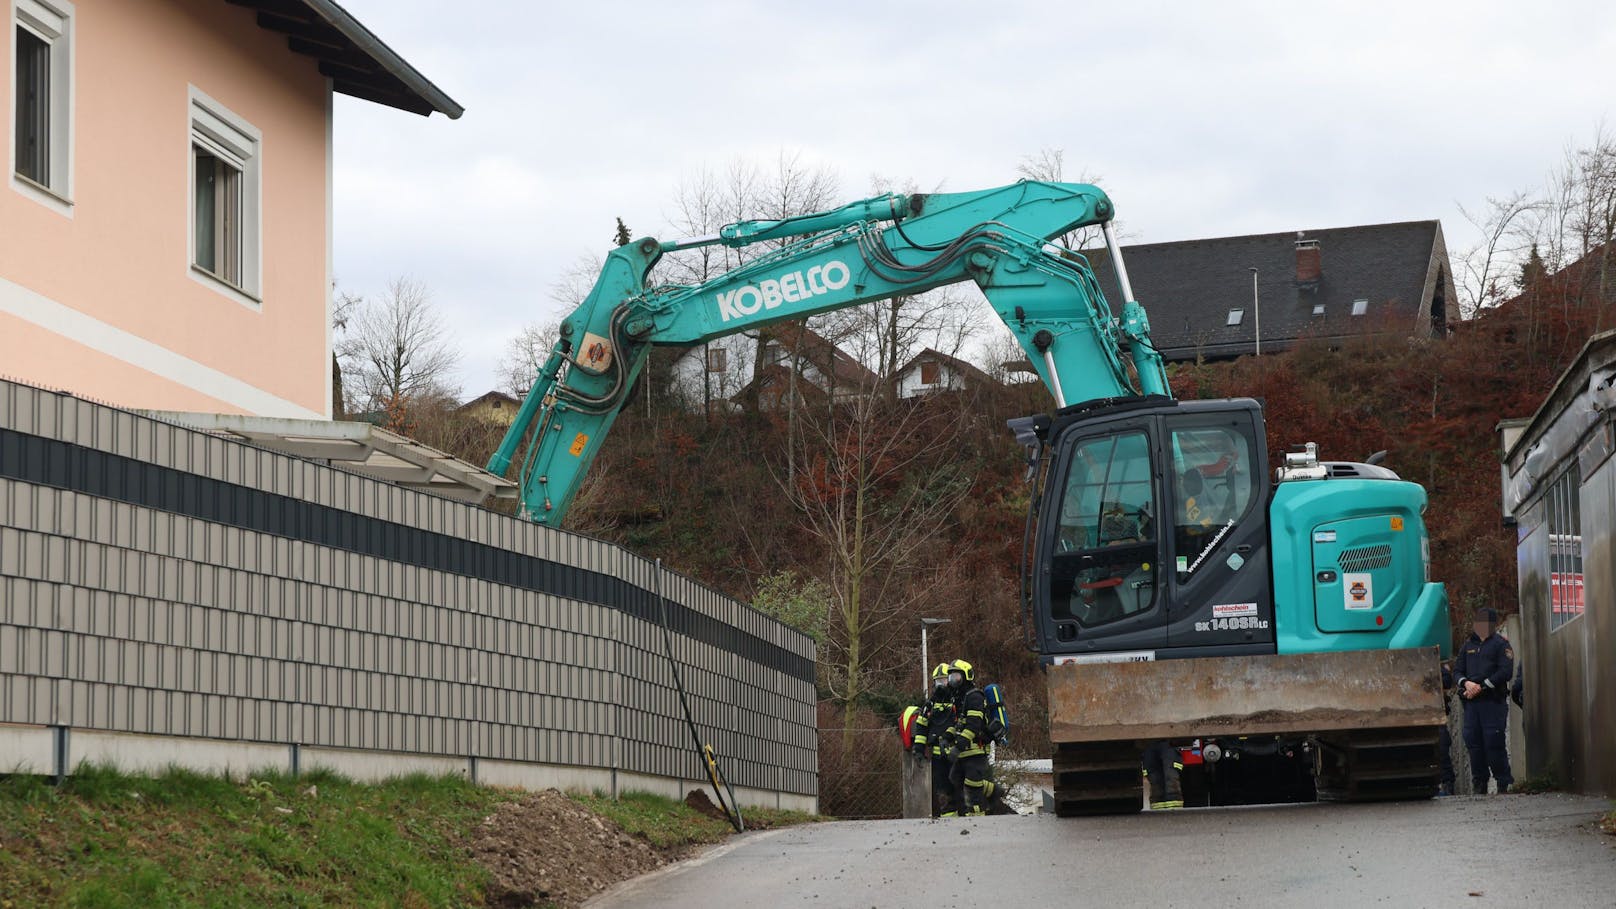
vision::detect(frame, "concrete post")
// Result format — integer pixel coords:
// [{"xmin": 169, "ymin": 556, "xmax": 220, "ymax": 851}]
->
[{"xmin": 902, "ymin": 751, "xmax": 932, "ymax": 818}]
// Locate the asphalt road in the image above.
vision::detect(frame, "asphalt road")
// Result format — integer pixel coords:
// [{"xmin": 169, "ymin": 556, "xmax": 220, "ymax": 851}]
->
[{"xmin": 589, "ymin": 794, "xmax": 1616, "ymax": 908}]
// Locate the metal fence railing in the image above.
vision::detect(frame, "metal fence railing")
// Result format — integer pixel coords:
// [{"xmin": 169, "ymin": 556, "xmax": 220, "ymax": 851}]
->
[{"xmin": 817, "ymin": 726, "xmax": 903, "ymax": 819}]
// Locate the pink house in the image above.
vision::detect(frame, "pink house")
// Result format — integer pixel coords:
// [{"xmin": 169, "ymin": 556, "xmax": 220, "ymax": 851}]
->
[{"xmin": 2, "ymin": 0, "xmax": 460, "ymax": 419}]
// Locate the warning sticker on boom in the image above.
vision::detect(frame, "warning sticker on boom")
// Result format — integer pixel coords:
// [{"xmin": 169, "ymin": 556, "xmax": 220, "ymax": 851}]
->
[{"xmin": 1344, "ymin": 572, "xmax": 1374, "ymax": 610}]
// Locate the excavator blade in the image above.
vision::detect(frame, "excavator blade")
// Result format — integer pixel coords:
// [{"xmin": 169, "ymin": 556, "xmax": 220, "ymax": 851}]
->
[{"xmin": 1048, "ymin": 646, "xmax": 1443, "ymax": 743}]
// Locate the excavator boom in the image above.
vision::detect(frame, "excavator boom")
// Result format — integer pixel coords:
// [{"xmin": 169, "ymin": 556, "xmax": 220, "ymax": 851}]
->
[{"xmin": 488, "ymin": 181, "xmax": 1167, "ymax": 525}]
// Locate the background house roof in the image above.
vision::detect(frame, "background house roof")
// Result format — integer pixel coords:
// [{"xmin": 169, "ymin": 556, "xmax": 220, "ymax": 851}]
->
[
  {"xmin": 230, "ymin": 0, "xmax": 463, "ymax": 118},
  {"xmin": 768, "ymin": 324, "xmax": 880, "ymax": 390},
  {"xmin": 1081, "ymin": 221, "xmax": 1444, "ymax": 360},
  {"xmin": 896, "ymin": 348, "xmax": 997, "ymax": 387},
  {"xmin": 458, "ymin": 390, "xmax": 520, "ymax": 411}
]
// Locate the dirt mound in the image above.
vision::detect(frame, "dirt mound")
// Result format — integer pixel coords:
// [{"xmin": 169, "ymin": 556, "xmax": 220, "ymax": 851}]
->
[
  {"xmin": 467, "ymin": 789, "xmax": 665, "ymax": 908},
  {"xmin": 683, "ymin": 789, "xmax": 727, "ymax": 821}
]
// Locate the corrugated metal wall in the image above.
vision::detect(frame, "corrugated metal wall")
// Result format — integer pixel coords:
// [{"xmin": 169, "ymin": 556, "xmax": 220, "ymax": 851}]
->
[
  {"xmin": 1503, "ymin": 333, "xmax": 1616, "ymax": 797},
  {"xmin": 0, "ymin": 380, "xmax": 816, "ymax": 798}
]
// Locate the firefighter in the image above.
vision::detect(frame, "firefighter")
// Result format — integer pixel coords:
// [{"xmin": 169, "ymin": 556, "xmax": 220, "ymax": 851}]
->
[
  {"xmin": 1142, "ymin": 741, "xmax": 1184, "ymax": 809},
  {"xmin": 942, "ymin": 659, "xmax": 998, "ymax": 816},
  {"xmin": 1454, "ymin": 607, "xmax": 1514, "ymax": 794},
  {"xmin": 909, "ymin": 663, "xmax": 958, "ymax": 817}
]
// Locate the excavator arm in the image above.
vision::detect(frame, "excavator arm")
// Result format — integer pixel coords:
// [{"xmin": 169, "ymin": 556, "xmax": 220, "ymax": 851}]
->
[{"xmin": 488, "ymin": 180, "xmax": 1168, "ymax": 525}]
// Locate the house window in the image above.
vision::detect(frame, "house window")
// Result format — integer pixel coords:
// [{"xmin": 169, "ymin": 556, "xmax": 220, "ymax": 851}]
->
[
  {"xmin": 12, "ymin": 0, "xmax": 73, "ymax": 207},
  {"xmin": 1546, "ymin": 468, "xmax": 1583, "ymax": 632},
  {"xmin": 706, "ymin": 345, "xmax": 727, "ymax": 372},
  {"xmin": 189, "ymin": 88, "xmax": 261, "ymax": 302},
  {"xmin": 1226, "ymin": 308, "xmax": 1244, "ymax": 326},
  {"xmin": 1351, "ymin": 299, "xmax": 1369, "ymax": 316},
  {"xmin": 920, "ymin": 360, "xmax": 941, "ymax": 385},
  {"xmin": 1312, "ymin": 304, "xmax": 1326, "ymax": 317}
]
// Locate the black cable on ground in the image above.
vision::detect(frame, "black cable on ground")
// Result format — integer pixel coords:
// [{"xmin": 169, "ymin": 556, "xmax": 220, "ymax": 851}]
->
[{"xmin": 654, "ymin": 558, "xmax": 744, "ymax": 833}]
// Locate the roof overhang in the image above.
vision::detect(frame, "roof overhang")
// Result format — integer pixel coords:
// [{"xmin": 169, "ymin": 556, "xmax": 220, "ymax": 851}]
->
[
  {"xmin": 144, "ymin": 412, "xmax": 515, "ymax": 505},
  {"xmin": 228, "ymin": 0, "xmax": 463, "ymax": 119}
]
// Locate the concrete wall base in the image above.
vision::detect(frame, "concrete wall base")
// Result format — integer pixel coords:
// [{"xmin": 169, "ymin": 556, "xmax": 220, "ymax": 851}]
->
[
  {"xmin": 0, "ymin": 723, "xmax": 54, "ymax": 774},
  {"xmin": 0, "ymin": 725, "xmax": 818, "ymax": 813}
]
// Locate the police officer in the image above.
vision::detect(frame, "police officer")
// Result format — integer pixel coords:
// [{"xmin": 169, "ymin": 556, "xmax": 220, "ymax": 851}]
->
[
  {"xmin": 909, "ymin": 663, "xmax": 958, "ymax": 817},
  {"xmin": 942, "ymin": 659, "xmax": 998, "ymax": 816},
  {"xmin": 1453, "ymin": 607, "xmax": 1514, "ymax": 794}
]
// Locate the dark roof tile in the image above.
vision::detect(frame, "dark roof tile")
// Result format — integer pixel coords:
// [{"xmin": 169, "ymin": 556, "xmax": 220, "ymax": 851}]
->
[{"xmin": 1081, "ymin": 221, "xmax": 1443, "ymax": 360}]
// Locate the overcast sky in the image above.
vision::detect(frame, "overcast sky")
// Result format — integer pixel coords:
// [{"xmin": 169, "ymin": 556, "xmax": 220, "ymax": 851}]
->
[{"xmin": 330, "ymin": 0, "xmax": 1616, "ymax": 398}]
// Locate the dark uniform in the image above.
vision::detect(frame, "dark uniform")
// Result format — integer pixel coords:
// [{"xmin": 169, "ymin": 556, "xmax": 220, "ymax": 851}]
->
[
  {"xmin": 946, "ymin": 683, "xmax": 997, "ymax": 816},
  {"xmin": 1142, "ymin": 741, "xmax": 1184, "ymax": 809},
  {"xmin": 909, "ymin": 665, "xmax": 959, "ymax": 817},
  {"xmin": 1453, "ymin": 610, "xmax": 1514, "ymax": 793}
]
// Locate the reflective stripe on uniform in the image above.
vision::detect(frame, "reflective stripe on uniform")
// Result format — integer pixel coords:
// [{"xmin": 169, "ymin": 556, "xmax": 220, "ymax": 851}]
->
[{"xmin": 1150, "ymin": 800, "xmax": 1184, "ymax": 810}]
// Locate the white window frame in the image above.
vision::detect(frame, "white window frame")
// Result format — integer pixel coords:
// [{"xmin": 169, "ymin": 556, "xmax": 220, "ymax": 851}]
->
[
  {"xmin": 1351, "ymin": 299, "xmax": 1369, "ymax": 316},
  {"xmin": 1226, "ymin": 308, "xmax": 1244, "ymax": 326},
  {"xmin": 187, "ymin": 86, "xmax": 262, "ymax": 307},
  {"xmin": 10, "ymin": 0, "xmax": 74, "ymax": 216}
]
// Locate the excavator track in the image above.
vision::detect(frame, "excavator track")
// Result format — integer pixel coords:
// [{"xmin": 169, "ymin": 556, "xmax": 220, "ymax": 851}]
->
[
  {"xmin": 1312, "ymin": 726, "xmax": 1440, "ymax": 802},
  {"xmin": 1051, "ymin": 740, "xmax": 1143, "ymax": 817}
]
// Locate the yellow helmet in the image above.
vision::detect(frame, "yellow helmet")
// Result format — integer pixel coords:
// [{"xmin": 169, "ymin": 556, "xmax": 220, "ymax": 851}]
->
[
  {"xmin": 948, "ymin": 659, "xmax": 975, "ymax": 684},
  {"xmin": 931, "ymin": 662, "xmax": 950, "ymax": 679}
]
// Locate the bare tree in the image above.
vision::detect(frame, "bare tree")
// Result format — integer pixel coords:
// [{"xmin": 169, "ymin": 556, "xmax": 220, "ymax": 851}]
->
[
  {"xmin": 1456, "ymin": 190, "xmax": 1540, "ymax": 317},
  {"xmin": 1017, "ymin": 147, "xmax": 1108, "ymax": 250},
  {"xmin": 498, "ymin": 319, "xmax": 560, "ymax": 397},
  {"xmin": 657, "ymin": 151, "xmax": 841, "ymax": 415},
  {"xmin": 330, "ymin": 286, "xmax": 362, "ymax": 418},
  {"xmin": 1532, "ymin": 127, "xmax": 1616, "ymax": 304},
  {"xmin": 549, "ymin": 251, "xmax": 605, "ymax": 311},
  {"xmin": 775, "ymin": 392, "xmax": 973, "ymax": 723},
  {"xmin": 343, "ymin": 277, "xmax": 461, "ymax": 415}
]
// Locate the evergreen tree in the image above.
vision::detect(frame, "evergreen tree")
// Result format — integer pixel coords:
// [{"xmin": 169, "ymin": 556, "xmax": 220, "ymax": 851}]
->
[
  {"xmin": 614, "ymin": 218, "xmax": 632, "ymax": 247},
  {"xmin": 1518, "ymin": 243, "xmax": 1547, "ymax": 290}
]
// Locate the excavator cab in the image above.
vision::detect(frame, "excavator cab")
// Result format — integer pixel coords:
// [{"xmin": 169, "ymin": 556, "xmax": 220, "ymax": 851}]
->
[{"xmin": 1028, "ymin": 396, "xmax": 1277, "ymax": 661}]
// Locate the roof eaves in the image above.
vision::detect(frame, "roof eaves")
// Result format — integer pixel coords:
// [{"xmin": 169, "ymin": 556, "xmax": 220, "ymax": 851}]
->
[{"xmin": 236, "ymin": 0, "xmax": 464, "ymax": 119}]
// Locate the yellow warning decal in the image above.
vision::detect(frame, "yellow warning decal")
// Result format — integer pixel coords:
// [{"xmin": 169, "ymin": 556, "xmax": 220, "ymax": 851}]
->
[
  {"xmin": 569, "ymin": 433, "xmax": 589, "ymax": 456},
  {"xmin": 1390, "ymin": 516, "xmax": 1404, "ymax": 531}
]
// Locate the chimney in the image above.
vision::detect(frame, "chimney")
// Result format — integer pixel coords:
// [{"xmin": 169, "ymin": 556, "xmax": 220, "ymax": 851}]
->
[{"xmin": 1295, "ymin": 233, "xmax": 1322, "ymax": 284}]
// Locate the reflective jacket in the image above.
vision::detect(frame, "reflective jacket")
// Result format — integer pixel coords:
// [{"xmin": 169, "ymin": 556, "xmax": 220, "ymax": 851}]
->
[
  {"xmin": 1454, "ymin": 632, "xmax": 1514, "ymax": 702},
  {"xmin": 947, "ymin": 687, "xmax": 990, "ymax": 759},
  {"xmin": 911, "ymin": 695, "xmax": 957, "ymax": 759}
]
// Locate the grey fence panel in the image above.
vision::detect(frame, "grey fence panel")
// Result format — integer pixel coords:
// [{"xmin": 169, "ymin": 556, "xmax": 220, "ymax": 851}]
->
[{"xmin": 0, "ymin": 380, "xmax": 816, "ymax": 797}]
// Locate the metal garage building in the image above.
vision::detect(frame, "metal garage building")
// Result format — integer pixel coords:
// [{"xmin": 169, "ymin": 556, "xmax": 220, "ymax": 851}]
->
[{"xmin": 1499, "ymin": 329, "xmax": 1616, "ymax": 795}]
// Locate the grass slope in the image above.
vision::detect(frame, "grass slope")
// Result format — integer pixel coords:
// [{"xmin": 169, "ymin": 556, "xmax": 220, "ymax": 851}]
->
[
  {"xmin": 0, "ymin": 765, "xmax": 506, "ymax": 908},
  {"xmin": 0, "ymin": 767, "xmax": 819, "ymax": 908}
]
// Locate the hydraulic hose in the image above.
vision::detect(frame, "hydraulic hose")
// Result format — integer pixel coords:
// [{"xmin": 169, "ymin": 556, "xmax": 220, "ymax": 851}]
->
[{"xmin": 653, "ymin": 559, "xmax": 744, "ymax": 833}]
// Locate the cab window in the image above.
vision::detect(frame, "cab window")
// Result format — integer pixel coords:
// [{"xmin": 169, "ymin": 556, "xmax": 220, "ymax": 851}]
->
[
  {"xmin": 1052, "ymin": 431, "xmax": 1157, "ymax": 625},
  {"xmin": 1170, "ymin": 423, "xmax": 1257, "ymax": 576}
]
